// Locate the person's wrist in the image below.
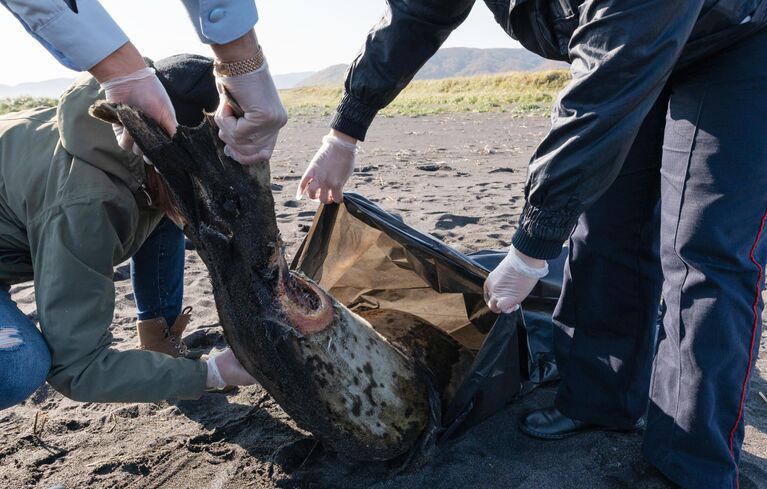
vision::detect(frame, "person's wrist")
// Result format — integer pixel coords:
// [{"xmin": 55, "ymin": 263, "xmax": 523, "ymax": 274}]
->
[
  {"xmin": 330, "ymin": 129, "xmax": 358, "ymax": 145},
  {"xmin": 511, "ymin": 245, "xmax": 546, "ymax": 269},
  {"xmin": 205, "ymin": 355, "xmax": 226, "ymax": 389},
  {"xmin": 323, "ymin": 133, "xmax": 357, "ymax": 153},
  {"xmin": 89, "ymin": 42, "xmax": 147, "ymax": 84},
  {"xmin": 212, "ymin": 30, "xmax": 260, "ymax": 63}
]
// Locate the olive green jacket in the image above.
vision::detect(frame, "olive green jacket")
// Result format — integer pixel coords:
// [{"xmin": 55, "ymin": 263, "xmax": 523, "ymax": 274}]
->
[{"xmin": 0, "ymin": 74, "xmax": 207, "ymax": 402}]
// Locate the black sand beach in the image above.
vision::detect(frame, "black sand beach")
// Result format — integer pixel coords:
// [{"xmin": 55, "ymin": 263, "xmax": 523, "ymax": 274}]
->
[{"xmin": 1, "ymin": 113, "xmax": 765, "ymax": 489}]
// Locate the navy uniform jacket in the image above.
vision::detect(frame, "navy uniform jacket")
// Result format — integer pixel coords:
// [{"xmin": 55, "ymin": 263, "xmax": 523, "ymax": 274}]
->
[{"xmin": 330, "ymin": 0, "xmax": 767, "ymax": 259}]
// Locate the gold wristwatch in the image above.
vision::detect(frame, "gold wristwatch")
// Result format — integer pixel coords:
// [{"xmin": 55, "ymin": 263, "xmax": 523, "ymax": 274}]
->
[{"xmin": 214, "ymin": 45, "xmax": 266, "ymax": 77}]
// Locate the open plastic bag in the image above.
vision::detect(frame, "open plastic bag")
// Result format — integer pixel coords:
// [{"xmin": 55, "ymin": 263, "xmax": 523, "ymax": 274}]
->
[{"xmin": 291, "ymin": 193, "xmax": 568, "ymax": 440}]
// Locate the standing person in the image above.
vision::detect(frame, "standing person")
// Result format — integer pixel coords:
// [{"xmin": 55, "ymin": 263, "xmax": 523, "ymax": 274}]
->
[
  {"xmin": 0, "ymin": 54, "xmax": 256, "ymax": 411},
  {"xmin": 296, "ymin": 1, "xmax": 767, "ymax": 487},
  {"xmin": 0, "ymin": 0, "xmax": 287, "ymax": 164}
]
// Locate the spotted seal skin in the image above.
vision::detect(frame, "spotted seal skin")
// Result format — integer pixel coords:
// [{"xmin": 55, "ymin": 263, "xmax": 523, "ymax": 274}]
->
[{"xmin": 90, "ymin": 102, "xmax": 433, "ymax": 461}]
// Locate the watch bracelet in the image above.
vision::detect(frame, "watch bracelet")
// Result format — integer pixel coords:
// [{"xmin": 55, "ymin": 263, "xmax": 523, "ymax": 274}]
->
[{"xmin": 214, "ymin": 45, "xmax": 265, "ymax": 77}]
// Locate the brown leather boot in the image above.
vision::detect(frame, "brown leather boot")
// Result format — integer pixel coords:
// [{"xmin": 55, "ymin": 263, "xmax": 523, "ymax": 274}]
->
[{"xmin": 137, "ymin": 306, "xmax": 192, "ymax": 357}]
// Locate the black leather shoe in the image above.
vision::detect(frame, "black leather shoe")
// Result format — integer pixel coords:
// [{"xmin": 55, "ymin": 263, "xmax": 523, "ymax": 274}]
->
[{"xmin": 519, "ymin": 407, "xmax": 645, "ymax": 440}]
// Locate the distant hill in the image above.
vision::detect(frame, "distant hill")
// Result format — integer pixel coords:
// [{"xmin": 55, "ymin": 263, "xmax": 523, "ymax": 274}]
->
[
  {"xmin": 296, "ymin": 48, "xmax": 568, "ymax": 88},
  {"xmin": 297, "ymin": 64, "xmax": 348, "ymax": 88},
  {"xmin": 272, "ymin": 71, "xmax": 315, "ymax": 90},
  {"xmin": 416, "ymin": 48, "xmax": 567, "ymax": 78},
  {"xmin": 0, "ymin": 78, "xmax": 75, "ymax": 99},
  {"xmin": 0, "ymin": 73, "xmax": 313, "ymax": 97},
  {"xmin": 2, "ymin": 47, "xmax": 569, "ymax": 98}
]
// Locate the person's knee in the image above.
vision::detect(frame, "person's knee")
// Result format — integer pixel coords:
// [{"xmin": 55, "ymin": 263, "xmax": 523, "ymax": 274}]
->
[
  {"xmin": 0, "ymin": 327, "xmax": 23, "ymax": 350},
  {"xmin": 0, "ymin": 328, "xmax": 51, "ymax": 409}
]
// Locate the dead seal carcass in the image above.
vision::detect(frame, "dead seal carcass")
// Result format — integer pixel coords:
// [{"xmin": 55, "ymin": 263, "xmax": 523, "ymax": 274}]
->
[{"xmin": 90, "ymin": 102, "xmax": 443, "ymax": 461}]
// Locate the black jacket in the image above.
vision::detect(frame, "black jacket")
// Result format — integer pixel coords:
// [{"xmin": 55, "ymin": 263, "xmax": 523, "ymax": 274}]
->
[{"xmin": 331, "ymin": 0, "xmax": 767, "ymax": 259}]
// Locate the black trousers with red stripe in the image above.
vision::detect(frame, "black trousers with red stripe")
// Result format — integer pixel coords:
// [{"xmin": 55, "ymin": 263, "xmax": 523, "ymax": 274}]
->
[{"xmin": 552, "ymin": 28, "xmax": 767, "ymax": 489}]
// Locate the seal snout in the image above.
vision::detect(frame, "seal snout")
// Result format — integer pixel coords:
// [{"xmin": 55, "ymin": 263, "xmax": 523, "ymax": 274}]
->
[{"xmin": 277, "ymin": 272, "xmax": 334, "ymax": 334}]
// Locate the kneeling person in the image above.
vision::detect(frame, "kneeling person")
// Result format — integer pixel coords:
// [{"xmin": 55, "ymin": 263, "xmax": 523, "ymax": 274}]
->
[{"xmin": 0, "ymin": 54, "xmax": 255, "ymax": 410}]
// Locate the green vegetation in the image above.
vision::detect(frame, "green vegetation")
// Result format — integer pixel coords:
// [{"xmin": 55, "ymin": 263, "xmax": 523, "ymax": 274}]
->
[
  {"xmin": 280, "ymin": 70, "xmax": 571, "ymax": 117},
  {"xmin": 0, "ymin": 96, "xmax": 57, "ymax": 116},
  {"xmin": 0, "ymin": 70, "xmax": 571, "ymax": 119}
]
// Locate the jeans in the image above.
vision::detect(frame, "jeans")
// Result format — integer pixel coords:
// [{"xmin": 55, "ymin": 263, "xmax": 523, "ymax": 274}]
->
[
  {"xmin": 0, "ymin": 285, "xmax": 50, "ymax": 410},
  {"xmin": 130, "ymin": 217, "xmax": 186, "ymax": 326}
]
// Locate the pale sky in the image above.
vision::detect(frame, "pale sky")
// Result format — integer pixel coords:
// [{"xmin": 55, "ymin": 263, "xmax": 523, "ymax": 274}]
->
[{"xmin": 0, "ymin": 1, "xmax": 519, "ymax": 85}]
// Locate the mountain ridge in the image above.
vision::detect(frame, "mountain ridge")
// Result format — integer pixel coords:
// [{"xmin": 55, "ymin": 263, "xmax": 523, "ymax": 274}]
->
[
  {"xmin": 0, "ymin": 48, "xmax": 569, "ymax": 98},
  {"xmin": 296, "ymin": 47, "xmax": 568, "ymax": 88},
  {"xmin": 0, "ymin": 78, "xmax": 75, "ymax": 99}
]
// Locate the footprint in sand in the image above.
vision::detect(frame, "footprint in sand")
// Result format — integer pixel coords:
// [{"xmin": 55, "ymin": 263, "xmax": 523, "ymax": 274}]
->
[{"xmin": 435, "ymin": 214, "xmax": 481, "ymax": 230}]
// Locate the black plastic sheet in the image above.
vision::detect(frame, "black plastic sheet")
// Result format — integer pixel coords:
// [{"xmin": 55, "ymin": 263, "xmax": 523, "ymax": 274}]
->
[
  {"xmin": 291, "ymin": 193, "xmax": 566, "ymax": 440},
  {"xmin": 470, "ymin": 249, "xmax": 569, "ymax": 386}
]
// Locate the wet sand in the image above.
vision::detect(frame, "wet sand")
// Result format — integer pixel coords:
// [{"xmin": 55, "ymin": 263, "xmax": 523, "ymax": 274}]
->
[{"xmin": 1, "ymin": 112, "xmax": 765, "ymax": 489}]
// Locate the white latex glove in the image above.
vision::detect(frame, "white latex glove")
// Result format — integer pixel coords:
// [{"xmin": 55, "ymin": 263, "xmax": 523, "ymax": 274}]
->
[
  {"xmin": 215, "ymin": 63, "xmax": 288, "ymax": 165},
  {"xmin": 484, "ymin": 245, "xmax": 549, "ymax": 314},
  {"xmin": 205, "ymin": 348, "xmax": 257, "ymax": 389},
  {"xmin": 296, "ymin": 133, "xmax": 357, "ymax": 204},
  {"xmin": 101, "ymin": 67, "xmax": 177, "ymax": 155}
]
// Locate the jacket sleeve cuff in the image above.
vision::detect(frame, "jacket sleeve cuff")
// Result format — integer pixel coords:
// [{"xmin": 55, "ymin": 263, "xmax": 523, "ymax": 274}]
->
[
  {"xmin": 330, "ymin": 93, "xmax": 379, "ymax": 142},
  {"xmin": 36, "ymin": 0, "xmax": 129, "ymax": 71},
  {"xmin": 511, "ymin": 203, "xmax": 579, "ymax": 260},
  {"xmin": 174, "ymin": 359, "xmax": 210, "ymax": 400},
  {"xmin": 184, "ymin": 0, "xmax": 259, "ymax": 45},
  {"xmin": 511, "ymin": 227, "xmax": 565, "ymax": 260}
]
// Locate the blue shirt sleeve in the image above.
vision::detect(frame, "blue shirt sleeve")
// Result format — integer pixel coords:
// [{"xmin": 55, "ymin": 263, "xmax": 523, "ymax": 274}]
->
[
  {"xmin": 0, "ymin": 0, "xmax": 259, "ymax": 71},
  {"xmin": 0, "ymin": 0, "xmax": 129, "ymax": 71},
  {"xmin": 179, "ymin": 0, "xmax": 258, "ymax": 44}
]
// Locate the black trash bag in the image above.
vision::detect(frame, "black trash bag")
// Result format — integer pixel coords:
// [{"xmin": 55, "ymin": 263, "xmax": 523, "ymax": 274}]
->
[
  {"xmin": 291, "ymin": 193, "xmax": 566, "ymax": 441},
  {"xmin": 470, "ymin": 248, "xmax": 569, "ymax": 386}
]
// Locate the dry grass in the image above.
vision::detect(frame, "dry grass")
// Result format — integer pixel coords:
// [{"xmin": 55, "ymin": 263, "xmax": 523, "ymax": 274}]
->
[
  {"xmin": 280, "ymin": 70, "xmax": 570, "ymax": 117},
  {"xmin": 0, "ymin": 70, "xmax": 571, "ymax": 119},
  {"xmin": 0, "ymin": 96, "xmax": 57, "ymax": 115}
]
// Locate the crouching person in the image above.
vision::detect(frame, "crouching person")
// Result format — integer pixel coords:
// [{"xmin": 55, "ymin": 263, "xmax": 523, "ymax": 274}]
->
[{"xmin": 0, "ymin": 54, "xmax": 255, "ymax": 410}]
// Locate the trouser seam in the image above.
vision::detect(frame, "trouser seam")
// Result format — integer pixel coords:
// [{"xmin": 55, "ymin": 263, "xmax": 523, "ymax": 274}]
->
[
  {"xmin": 727, "ymin": 206, "xmax": 767, "ymax": 489},
  {"xmin": 663, "ymin": 85, "xmax": 707, "ymax": 469}
]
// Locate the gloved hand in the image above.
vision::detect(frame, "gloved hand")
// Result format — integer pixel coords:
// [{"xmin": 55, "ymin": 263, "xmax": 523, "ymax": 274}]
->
[
  {"xmin": 215, "ymin": 63, "xmax": 288, "ymax": 164},
  {"xmin": 296, "ymin": 132, "xmax": 358, "ymax": 203},
  {"xmin": 205, "ymin": 348, "xmax": 257, "ymax": 389},
  {"xmin": 101, "ymin": 67, "xmax": 177, "ymax": 155},
  {"xmin": 484, "ymin": 245, "xmax": 549, "ymax": 314}
]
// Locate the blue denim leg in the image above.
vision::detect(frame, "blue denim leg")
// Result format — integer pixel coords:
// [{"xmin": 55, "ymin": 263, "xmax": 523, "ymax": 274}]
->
[
  {"xmin": 0, "ymin": 286, "xmax": 51, "ymax": 410},
  {"xmin": 130, "ymin": 217, "xmax": 185, "ymax": 326}
]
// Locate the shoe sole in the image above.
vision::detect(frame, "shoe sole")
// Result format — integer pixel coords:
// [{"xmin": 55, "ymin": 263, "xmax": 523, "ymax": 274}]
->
[{"xmin": 518, "ymin": 420, "xmax": 645, "ymax": 441}]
